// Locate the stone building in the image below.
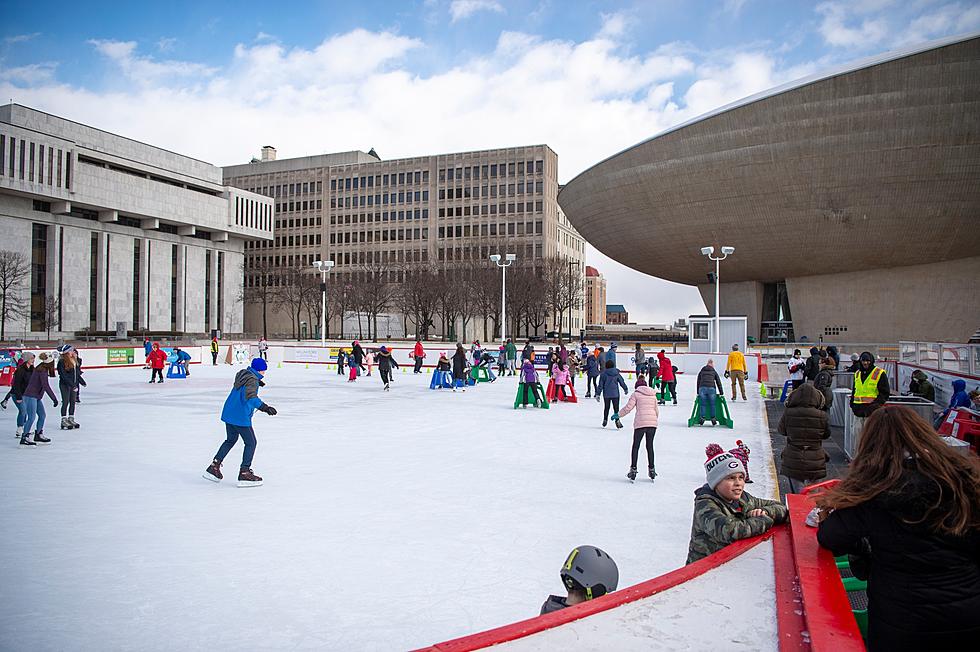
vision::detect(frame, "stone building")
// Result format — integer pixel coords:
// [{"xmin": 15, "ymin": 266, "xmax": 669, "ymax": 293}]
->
[
  {"xmin": 0, "ymin": 104, "xmax": 271, "ymax": 339},
  {"xmin": 584, "ymin": 265, "xmax": 607, "ymax": 326},
  {"xmin": 223, "ymin": 144, "xmax": 586, "ymax": 338}
]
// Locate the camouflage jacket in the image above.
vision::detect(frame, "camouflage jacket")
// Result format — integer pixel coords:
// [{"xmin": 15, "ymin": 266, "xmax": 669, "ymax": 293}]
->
[{"xmin": 686, "ymin": 484, "xmax": 788, "ymax": 564}]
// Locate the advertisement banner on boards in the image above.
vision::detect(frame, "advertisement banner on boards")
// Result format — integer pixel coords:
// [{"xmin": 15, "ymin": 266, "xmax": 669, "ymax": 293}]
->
[{"xmin": 107, "ymin": 348, "xmax": 135, "ymax": 365}]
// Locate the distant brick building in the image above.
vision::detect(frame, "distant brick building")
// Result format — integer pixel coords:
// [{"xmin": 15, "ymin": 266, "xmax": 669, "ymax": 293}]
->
[
  {"xmin": 606, "ymin": 304, "xmax": 628, "ymax": 325},
  {"xmin": 585, "ymin": 265, "xmax": 607, "ymax": 326}
]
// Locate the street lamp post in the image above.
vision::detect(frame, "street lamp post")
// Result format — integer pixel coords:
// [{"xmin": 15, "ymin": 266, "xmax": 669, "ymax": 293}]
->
[
  {"xmin": 700, "ymin": 246, "xmax": 735, "ymax": 353},
  {"xmin": 490, "ymin": 253, "xmax": 516, "ymax": 343},
  {"xmin": 312, "ymin": 260, "xmax": 335, "ymax": 347}
]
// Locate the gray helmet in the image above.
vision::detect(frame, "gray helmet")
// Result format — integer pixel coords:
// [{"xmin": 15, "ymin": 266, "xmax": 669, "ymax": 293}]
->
[{"xmin": 560, "ymin": 545, "xmax": 619, "ymax": 600}]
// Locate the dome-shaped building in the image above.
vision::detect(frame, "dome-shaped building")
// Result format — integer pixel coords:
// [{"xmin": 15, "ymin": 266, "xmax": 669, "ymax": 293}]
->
[{"xmin": 559, "ymin": 33, "xmax": 980, "ymax": 344}]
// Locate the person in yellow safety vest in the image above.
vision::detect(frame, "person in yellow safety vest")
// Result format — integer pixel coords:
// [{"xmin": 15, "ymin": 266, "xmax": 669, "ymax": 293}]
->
[
  {"xmin": 850, "ymin": 351, "xmax": 890, "ymax": 418},
  {"xmin": 210, "ymin": 338, "xmax": 219, "ymax": 366},
  {"xmin": 725, "ymin": 344, "xmax": 748, "ymax": 401}
]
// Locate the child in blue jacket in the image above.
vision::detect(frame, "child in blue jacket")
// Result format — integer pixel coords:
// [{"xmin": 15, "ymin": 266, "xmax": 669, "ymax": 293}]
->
[
  {"xmin": 203, "ymin": 358, "xmax": 277, "ymax": 487},
  {"xmin": 596, "ymin": 360, "xmax": 629, "ymax": 428}
]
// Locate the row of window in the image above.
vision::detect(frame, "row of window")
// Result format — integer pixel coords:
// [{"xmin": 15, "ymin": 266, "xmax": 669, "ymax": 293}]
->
[
  {"xmin": 234, "ymin": 195, "xmax": 272, "ymax": 231},
  {"xmin": 330, "ymin": 209, "xmax": 429, "ymax": 225},
  {"xmin": 439, "ymin": 221, "xmax": 543, "ymax": 238},
  {"xmin": 438, "ymin": 182, "xmax": 544, "ymax": 200},
  {"xmin": 438, "ymin": 243, "xmax": 543, "ymax": 261},
  {"xmin": 276, "ymin": 233, "xmax": 323, "ymax": 248},
  {"xmin": 330, "ymin": 227, "xmax": 429, "ymax": 245},
  {"xmin": 241, "ymin": 180, "xmax": 322, "ymax": 198},
  {"xmin": 438, "ymin": 160, "xmax": 543, "ymax": 182},
  {"xmin": 330, "ymin": 190, "xmax": 430, "ymax": 209},
  {"xmin": 245, "ymin": 248, "xmax": 430, "ymax": 275},
  {"xmin": 0, "ymin": 133, "xmax": 70, "ymax": 189},
  {"xmin": 277, "ymin": 199, "xmax": 323, "ymax": 213},
  {"xmin": 438, "ymin": 202, "xmax": 542, "ymax": 218},
  {"xmin": 330, "ymin": 170, "xmax": 430, "ymax": 192}
]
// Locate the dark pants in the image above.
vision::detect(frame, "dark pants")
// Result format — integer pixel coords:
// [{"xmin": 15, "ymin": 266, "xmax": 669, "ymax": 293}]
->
[
  {"xmin": 414, "ymin": 356, "xmax": 423, "ymax": 373},
  {"xmin": 211, "ymin": 351, "xmax": 218, "ymax": 365},
  {"xmin": 381, "ymin": 368, "xmax": 392, "ymax": 385},
  {"xmin": 338, "ymin": 360, "xmax": 345, "ymax": 374},
  {"xmin": 603, "ymin": 397, "xmax": 621, "ymax": 421},
  {"xmin": 569, "ymin": 373, "xmax": 575, "ymax": 388},
  {"xmin": 522, "ymin": 383, "xmax": 542, "ymax": 403},
  {"xmin": 661, "ymin": 381, "xmax": 677, "ymax": 402},
  {"xmin": 59, "ymin": 382, "xmax": 77, "ymax": 417},
  {"xmin": 791, "ymin": 379, "xmax": 804, "ymax": 390},
  {"xmin": 588, "ymin": 375, "xmax": 598, "ymax": 395},
  {"xmin": 150, "ymin": 368, "xmax": 164, "ymax": 382},
  {"xmin": 215, "ymin": 423, "xmax": 257, "ymax": 469},
  {"xmin": 260, "ymin": 350, "xmax": 268, "ymax": 360},
  {"xmin": 555, "ymin": 384, "xmax": 567, "ymax": 400},
  {"xmin": 630, "ymin": 427, "xmax": 657, "ymax": 470}
]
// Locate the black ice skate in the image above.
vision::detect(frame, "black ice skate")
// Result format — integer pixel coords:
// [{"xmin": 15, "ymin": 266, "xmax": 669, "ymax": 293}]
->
[
  {"xmin": 649, "ymin": 468, "xmax": 657, "ymax": 482},
  {"xmin": 33, "ymin": 430, "xmax": 51, "ymax": 445},
  {"xmin": 60, "ymin": 417, "xmax": 72, "ymax": 430},
  {"xmin": 711, "ymin": 419, "xmax": 718, "ymax": 426},
  {"xmin": 203, "ymin": 460, "xmax": 223, "ymax": 482},
  {"xmin": 238, "ymin": 468, "xmax": 263, "ymax": 487},
  {"xmin": 68, "ymin": 417, "xmax": 80, "ymax": 429},
  {"xmin": 15, "ymin": 426, "xmax": 23, "ymax": 439},
  {"xmin": 602, "ymin": 419, "xmax": 607, "ymax": 428},
  {"xmin": 19, "ymin": 434, "xmax": 36, "ymax": 446},
  {"xmin": 384, "ymin": 383, "xmax": 390, "ymax": 391},
  {"xmin": 627, "ymin": 467, "xmax": 637, "ymax": 483}
]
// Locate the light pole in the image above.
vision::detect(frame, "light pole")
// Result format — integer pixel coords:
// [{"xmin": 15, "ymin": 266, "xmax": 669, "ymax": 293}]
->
[
  {"xmin": 312, "ymin": 259, "xmax": 335, "ymax": 347},
  {"xmin": 700, "ymin": 246, "xmax": 734, "ymax": 353},
  {"xmin": 490, "ymin": 253, "xmax": 516, "ymax": 343}
]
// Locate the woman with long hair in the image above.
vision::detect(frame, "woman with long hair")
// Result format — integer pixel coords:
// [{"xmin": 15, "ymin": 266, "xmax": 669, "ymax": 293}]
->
[{"xmin": 816, "ymin": 406, "xmax": 980, "ymax": 650}]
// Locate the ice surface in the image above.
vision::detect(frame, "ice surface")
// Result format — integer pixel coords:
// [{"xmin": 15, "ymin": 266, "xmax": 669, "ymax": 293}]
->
[{"xmin": 0, "ymin": 363, "xmax": 777, "ymax": 651}]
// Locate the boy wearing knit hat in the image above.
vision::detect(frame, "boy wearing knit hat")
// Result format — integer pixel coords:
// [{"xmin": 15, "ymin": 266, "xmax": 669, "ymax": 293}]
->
[{"xmin": 686, "ymin": 443, "xmax": 787, "ymax": 564}]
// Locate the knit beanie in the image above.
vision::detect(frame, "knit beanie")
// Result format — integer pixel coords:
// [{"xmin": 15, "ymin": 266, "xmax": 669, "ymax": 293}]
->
[
  {"xmin": 705, "ymin": 443, "xmax": 746, "ymax": 490},
  {"xmin": 635, "ymin": 376, "xmax": 647, "ymax": 389}
]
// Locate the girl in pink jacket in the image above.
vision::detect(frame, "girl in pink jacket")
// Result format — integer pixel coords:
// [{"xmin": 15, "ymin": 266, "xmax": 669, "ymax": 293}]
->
[
  {"xmin": 552, "ymin": 360, "xmax": 571, "ymax": 401},
  {"xmin": 618, "ymin": 376, "xmax": 660, "ymax": 482}
]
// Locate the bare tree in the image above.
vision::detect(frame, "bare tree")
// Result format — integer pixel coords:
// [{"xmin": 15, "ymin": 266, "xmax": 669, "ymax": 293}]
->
[
  {"xmin": 240, "ymin": 259, "xmax": 277, "ymax": 339},
  {"xmin": 272, "ymin": 267, "xmax": 308, "ymax": 340},
  {"xmin": 358, "ymin": 264, "xmax": 397, "ymax": 341},
  {"xmin": 543, "ymin": 257, "xmax": 582, "ymax": 338},
  {"xmin": 470, "ymin": 262, "xmax": 501, "ymax": 342},
  {"xmin": 43, "ymin": 295, "xmax": 60, "ymax": 340},
  {"xmin": 0, "ymin": 250, "xmax": 31, "ymax": 340},
  {"xmin": 401, "ymin": 266, "xmax": 440, "ymax": 340}
]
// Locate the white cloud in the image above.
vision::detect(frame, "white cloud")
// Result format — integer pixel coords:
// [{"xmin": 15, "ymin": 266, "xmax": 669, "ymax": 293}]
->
[
  {"xmin": 449, "ymin": 0, "xmax": 504, "ymax": 23},
  {"xmin": 816, "ymin": 2, "xmax": 890, "ymax": 48},
  {"xmin": 597, "ymin": 12, "xmax": 629, "ymax": 40},
  {"xmin": 156, "ymin": 37, "xmax": 177, "ymax": 52},
  {"xmin": 4, "ymin": 33, "xmax": 41, "ymax": 45},
  {"xmin": 895, "ymin": 2, "xmax": 980, "ymax": 45},
  {"xmin": 0, "ymin": 62, "xmax": 57, "ymax": 84},
  {"xmin": 88, "ymin": 39, "xmax": 218, "ymax": 84}
]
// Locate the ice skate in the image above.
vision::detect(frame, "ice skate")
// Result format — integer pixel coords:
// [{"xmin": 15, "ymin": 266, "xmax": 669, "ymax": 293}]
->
[
  {"xmin": 384, "ymin": 383, "xmax": 390, "ymax": 391},
  {"xmin": 237, "ymin": 468, "xmax": 263, "ymax": 487},
  {"xmin": 15, "ymin": 425, "xmax": 23, "ymax": 438},
  {"xmin": 711, "ymin": 418, "xmax": 718, "ymax": 426},
  {"xmin": 60, "ymin": 417, "xmax": 72, "ymax": 430},
  {"xmin": 33, "ymin": 430, "xmax": 50, "ymax": 445},
  {"xmin": 627, "ymin": 467, "xmax": 637, "ymax": 482},
  {"xmin": 203, "ymin": 460, "xmax": 223, "ymax": 482},
  {"xmin": 68, "ymin": 416, "xmax": 80, "ymax": 429},
  {"xmin": 19, "ymin": 434, "xmax": 36, "ymax": 446},
  {"xmin": 649, "ymin": 468, "xmax": 657, "ymax": 482},
  {"xmin": 157, "ymin": 378, "xmax": 163, "ymax": 383},
  {"xmin": 0, "ymin": 398, "xmax": 7, "ymax": 409},
  {"xmin": 602, "ymin": 419, "xmax": 607, "ymax": 428},
  {"xmin": 672, "ymin": 399, "xmax": 677, "ymax": 405},
  {"xmin": 612, "ymin": 413, "xmax": 623, "ymax": 429}
]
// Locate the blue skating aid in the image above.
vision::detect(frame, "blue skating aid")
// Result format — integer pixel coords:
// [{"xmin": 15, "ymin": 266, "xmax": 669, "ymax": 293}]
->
[
  {"xmin": 166, "ymin": 362, "xmax": 187, "ymax": 379},
  {"xmin": 430, "ymin": 370, "xmax": 454, "ymax": 389}
]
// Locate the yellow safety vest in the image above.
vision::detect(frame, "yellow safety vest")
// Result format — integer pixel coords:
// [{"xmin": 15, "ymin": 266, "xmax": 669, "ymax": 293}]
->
[{"xmin": 853, "ymin": 367, "xmax": 884, "ymax": 404}]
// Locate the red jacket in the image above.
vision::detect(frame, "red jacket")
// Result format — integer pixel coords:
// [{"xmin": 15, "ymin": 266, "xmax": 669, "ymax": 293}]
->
[
  {"xmin": 147, "ymin": 349, "xmax": 168, "ymax": 370},
  {"xmin": 657, "ymin": 353, "xmax": 675, "ymax": 382},
  {"xmin": 413, "ymin": 343, "xmax": 425, "ymax": 358}
]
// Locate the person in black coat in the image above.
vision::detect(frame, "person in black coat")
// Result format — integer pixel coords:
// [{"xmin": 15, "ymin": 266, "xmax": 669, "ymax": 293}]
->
[
  {"xmin": 375, "ymin": 346, "xmax": 399, "ymax": 391},
  {"xmin": 816, "ymin": 406, "xmax": 980, "ymax": 651},
  {"xmin": 451, "ymin": 344, "xmax": 469, "ymax": 392},
  {"xmin": 803, "ymin": 346, "xmax": 821, "ymax": 382}
]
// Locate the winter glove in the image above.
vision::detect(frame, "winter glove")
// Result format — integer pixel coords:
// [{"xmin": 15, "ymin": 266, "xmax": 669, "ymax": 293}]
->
[
  {"xmin": 259, "ymin": 404, "xmax": 277, "ymax": 416},
  {"xmin": 724, "ymin": 371, "xmax": 730, "ymax": 379},
  {"xmin": 258, "ymin": 379, "xmax": 266, "ymax": 387}
]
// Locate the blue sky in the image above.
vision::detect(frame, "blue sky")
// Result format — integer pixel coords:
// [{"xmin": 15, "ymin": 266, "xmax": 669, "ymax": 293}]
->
[{"xmin": 3, "ymin": 0, "xmax": 979, "ymax": 324}]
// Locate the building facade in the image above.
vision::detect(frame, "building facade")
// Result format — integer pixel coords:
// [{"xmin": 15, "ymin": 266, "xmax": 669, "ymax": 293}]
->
[
  {"xmin": 558, "ymin": 34, "xmax": 980, "ymax": 345},
  {"xmin": 223, "ymin": 144, "xmax": 586, "ymax": 338},
  {"xmin": 0, "ymin": 104, "xmax": 272, "ymax": 339},
  {"xmin": 584, "ymin": 265, "xmax": 607, "ymax": 326},
  {"xmin": 606, "ymin": 304, "xmax": 629, "ymax": 325}
]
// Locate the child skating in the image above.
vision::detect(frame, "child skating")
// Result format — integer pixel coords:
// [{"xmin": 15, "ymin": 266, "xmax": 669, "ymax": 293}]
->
[
  {"xmin": 146, "ymin": 342, "xmax": 167, "ymax": 383},
  {"xmin": 203, "ymin": 358, "xmax": 277, "ymax": 487},
  {"xmin": 595, "ymin": 360, "xmax": 628, "ymax": 428},
  {"xmin": 376, "ymin": 346, "xmax": 399, "ymax": 390},
  {"xmin": 618, "ymin": 376, "xmax": 660, "ymax": 482}
]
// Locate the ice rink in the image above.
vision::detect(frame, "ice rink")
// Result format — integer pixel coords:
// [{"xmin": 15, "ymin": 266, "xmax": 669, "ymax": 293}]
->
[{"xmin": 0, "ymin": 358, "xmax": 777, "ymax": 650}]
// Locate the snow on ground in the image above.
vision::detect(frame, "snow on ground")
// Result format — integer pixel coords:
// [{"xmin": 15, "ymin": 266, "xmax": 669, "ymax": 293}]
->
[{"xmin": 0, "ymin": 361, "xmax": 777, "ymax": 651}]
